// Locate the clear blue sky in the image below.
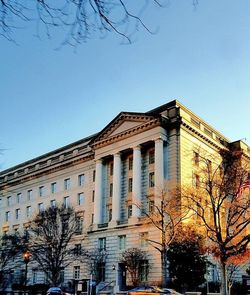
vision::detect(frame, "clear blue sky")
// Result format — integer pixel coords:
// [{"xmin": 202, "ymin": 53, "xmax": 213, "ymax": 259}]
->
[{"xmin": 1, "ymin": 0, "xmax": 250, "ymax": 170}]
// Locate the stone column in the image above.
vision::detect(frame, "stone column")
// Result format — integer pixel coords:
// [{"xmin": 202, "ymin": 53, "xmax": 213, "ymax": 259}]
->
[
  {"xmin": 93, "ymin": 159, "xmax": 103, "ymax": 225},
  {"xmin": 132, "ymin": 145, "xmax": 142, "ymax": 217},
  {"xmin": 155, "ymin": 138, "xmax": 164, "ymax": 206},
  {"xmin": 111, "ymin": 153, "xmax": 121, "ymax": 223}
]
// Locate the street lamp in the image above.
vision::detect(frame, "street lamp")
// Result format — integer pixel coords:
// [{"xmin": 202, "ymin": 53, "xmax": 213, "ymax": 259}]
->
[{"xmin": 23, "ymin": 251, "xmax": 31, "ymax": 295}]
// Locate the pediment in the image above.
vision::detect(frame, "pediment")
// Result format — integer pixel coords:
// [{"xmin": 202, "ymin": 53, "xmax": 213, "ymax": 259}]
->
[{"xmin": 91, "ymin": 112, "xmax": 159, "ymax": 147}]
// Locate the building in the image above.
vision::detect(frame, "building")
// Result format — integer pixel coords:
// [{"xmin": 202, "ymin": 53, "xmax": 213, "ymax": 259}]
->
[{"xmin": 0, "ymin": 100, "xmax": 249, "ymax": 291}]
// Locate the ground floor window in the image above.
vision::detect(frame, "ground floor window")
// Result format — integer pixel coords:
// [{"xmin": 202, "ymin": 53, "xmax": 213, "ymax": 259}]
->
[
  {"xmin": 139, "ymin": 260, "xmax": 149, "ymax": 282},
  {"xmin": 97, "ymin": 262, "xmax": 105, "ymax": 282}
]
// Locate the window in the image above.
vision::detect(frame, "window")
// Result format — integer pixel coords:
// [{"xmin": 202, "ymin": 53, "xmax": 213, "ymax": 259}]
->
[
  {"xmin": 149, "ymin": 172, "xmax": 155, "ymax": 187},
  {"xmin": 27, "ymin": 190, "xmax": 33, "ymax": 201},
  {"xmin": 193, "ymin": 173, "xmax": 200, "ymax": 188},
  {"xmin": 91, "ymin": 214, "xmax": 94, "ymax": 224},
  {"xmin": 97, "ymin": 262, "xmax": 105, "ymax": 282},
  {"xmin": 26, "ymin": 206, "xmax": 32, "ymax": 218},
  {"xmin": 193, "ymin": 151, "xmax": 199, "ymax": 166},
  {"xmin": 93, "ymin": 170, "xmax": 96, "ymax": 182},
  {"xmin": 110, "ymin": 163, "xmax": 113, "ymax": 176},
  {"xmin": 128, "ymin": 178, "xmax": 133, "ymax": 192},
  {"xmin": 38, "ymin": 203, "xmax": 44, "ymax": 213},
  {"xmin": 39, "ymin": 186, "xmax": 44, "ymax": 197},
  {"xmin": 74, "ymin": 244, "xmax": 82, "ymax": 255},
  {"xmin": 15, "ymin": 208, "xmax": 21, "ymax": 220},
  {"xmin": 149, "ymin": 200, "xmax": 155, "ymax": 213},
  {"xmin": 64, "ymin": 179, "xmax": 70, "ymax": 190},
  {"xmin": 5, "ymin": 211, "xmax": 10, "ymax": 222},
  {"xmin": 17, "ymin": 193, "xmax": 22, "ymax": 203},
  {"xmin": 98, "ymin": 238, "xmax": 106, "ymax": 251},
  {"xmin": 51, "ymin": 182, "xmax": 57, "ymax": 194},
  {"xmin": 118, "ymin": 235, "xmax": 126, "ymax": 250},
  {"xmin": 75, "ymin": 217, "xmax": 83, "ymax": 234},
  {"xmin": 92, "ymin": 190, "xmax": 95, "ymax": 202},
  {"xmin": 32, "ymin": 270, "xmax": 38, "ymax": 284},
  {"xmin": 128, "ymin": 205, "xmax": 132, "ymax": 218},
  {"xmin": 109, "ymin": 183, "xmax": 113, "ymax": 198},
  {"xmin": 73, "ymin": 266, "xmax": 80, "ymax": 280},
  {"xmin": 64, "ymin": 196, "xmax": 70, "ymax": 208},
  {"xmin": 128, "ymin": 157, "xmax": 133, "ymax": 170},
  {"xmin": 149, "ymin": 150, "xmax": 155, "ymax": 164},
  {"xmin": 7, "ymin": 196, "xmax": 11, "ymax": 206},
  {"xmin": 108, "ymin": 209, "xmax": 112, "ymax": 222},
  {"xmin": 51, "ymin": 200, "xmax": 56, "ymax": 208},
  {"xmin": 78, "ymin": 174, "xmax": 85, "ymax": 186},
  {"xmin": 139, "ymin": 260, "xmax": 149, "ymax": 282},
  {"xmin": 140, "ymin": 232, "xmax": 148, "ymax": 248},
  {"xmin": 78, "ymin": 193, "xmax": 84, "ymax": 205},
  {"xmin": 207, "ymin": 159, "xmax": 212, "ymax": 173}
]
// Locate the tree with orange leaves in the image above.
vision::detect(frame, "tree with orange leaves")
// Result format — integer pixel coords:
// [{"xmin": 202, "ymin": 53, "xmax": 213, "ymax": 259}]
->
[{"xmin": 182, "ymin": 148, "xmax": 250, "ymax": 295}]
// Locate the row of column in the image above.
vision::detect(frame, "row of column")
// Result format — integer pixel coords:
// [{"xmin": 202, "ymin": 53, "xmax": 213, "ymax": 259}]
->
[{"xmin": 93, "ymin": 138, "xmax": 164, "ymax": 225}]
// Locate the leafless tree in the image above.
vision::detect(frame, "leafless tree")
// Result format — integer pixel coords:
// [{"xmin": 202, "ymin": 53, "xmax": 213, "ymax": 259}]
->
[
  {"xmin": 139, "ymin": 184, "xmax": 189, "ymax": 287},
  {"xmin": 120, "ymin": 247, "xmax": 149, "ymax": 286},
  {"xmin": 181, "ymin": 148, "xmax": 250, "ymax": 295},
  {"xmin": 28, "ymin": 205, "xmax": 79, "ymax": 286}
]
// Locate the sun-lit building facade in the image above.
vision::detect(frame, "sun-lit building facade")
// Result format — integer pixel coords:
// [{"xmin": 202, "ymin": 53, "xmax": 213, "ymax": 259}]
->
[{"xmin": 0, "ymin": 100, "xmax": 249, "ymax": 290}]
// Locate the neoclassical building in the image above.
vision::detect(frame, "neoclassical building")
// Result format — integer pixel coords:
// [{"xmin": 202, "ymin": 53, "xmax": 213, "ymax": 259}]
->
[{"xmin": 0, "ymin": 100, "xmax": 249, "ymax": 290}]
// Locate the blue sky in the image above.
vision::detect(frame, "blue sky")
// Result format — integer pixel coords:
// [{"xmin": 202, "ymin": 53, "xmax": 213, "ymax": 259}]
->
[{"xmin": 1, "ymin": 0, "xmax": 250, "ymax": 170}]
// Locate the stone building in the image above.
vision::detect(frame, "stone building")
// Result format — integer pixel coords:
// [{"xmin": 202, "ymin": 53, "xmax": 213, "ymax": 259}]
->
[{"xmin": 0, "ymin": 100, "xmax": 249, "ymax": 291}]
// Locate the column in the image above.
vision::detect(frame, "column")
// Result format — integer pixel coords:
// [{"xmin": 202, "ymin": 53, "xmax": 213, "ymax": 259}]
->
[
  {"xmin": 155, "ymin": 138, "xmax": 164, "ymax": 205},
  {"xmin": 93, "ymin": 159, "xmax": 103, "ymax": 225},
  {"xmin": 111, "ymin": 153, "xmax": 121, "ymax": 222},
  {"xmin": 132, "ymin": 145, "xmax": 142, "ymax": 217}
]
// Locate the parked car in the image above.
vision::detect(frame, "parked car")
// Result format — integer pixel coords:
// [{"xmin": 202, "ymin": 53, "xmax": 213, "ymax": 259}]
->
[
  {"xmin": 47, "ymin": 287, "xmax": 63, "ymax": 295},
  {"xmin": 128, "ymin": 286, "xmax": 182, "ymax": 295}
]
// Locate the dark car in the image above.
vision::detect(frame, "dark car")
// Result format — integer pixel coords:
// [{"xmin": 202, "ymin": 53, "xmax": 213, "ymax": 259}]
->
[
  {"xmin": 47, "ymin": 287, "xmax": 63, "ymax": 295},
  {"xmin": 128, "ymin": 286, "xmax": 182, "ymax": 295}
]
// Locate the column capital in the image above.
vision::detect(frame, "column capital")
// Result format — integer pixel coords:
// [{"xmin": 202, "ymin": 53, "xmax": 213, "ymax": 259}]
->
[
  {"xmin": 132, "ymin": 145, "xmax": 141, "ymax": 151},
  {"xmin": 113, "ymin": 152, "xmax": 121, "ymax": 158},
  {"xmin": 95, "ymin": 158, "xmax": 103, "ymax": 164}
]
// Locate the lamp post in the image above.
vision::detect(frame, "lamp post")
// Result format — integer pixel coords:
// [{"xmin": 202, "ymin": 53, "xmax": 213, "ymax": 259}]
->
[{"xmin": 23, "ymin": 251, "xmax": 31, "ymax": 295}]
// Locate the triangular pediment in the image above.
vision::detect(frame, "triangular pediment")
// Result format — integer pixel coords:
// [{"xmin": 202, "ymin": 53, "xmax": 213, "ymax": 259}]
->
[{"xmin": 91, "ymin": 112, "xmax": 159, "ymax": 146}]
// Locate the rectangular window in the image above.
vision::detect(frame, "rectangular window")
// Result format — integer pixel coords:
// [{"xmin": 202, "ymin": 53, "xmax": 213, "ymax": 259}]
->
[
  {"xmin": 108, "ymin": 209, "xmax": 112, "ymax": 222},
  {"xmin": 91, "ymin": 214, "xmax": 94, "ymax": 224},
  {"xmin": 64, "ymin": 178, "xmax": 70, "ymax": 190},
  {"xmin": 109, "ymin": 183, "xmax": 113, "ymax": 198},
  {"xmin": 149, "ymin": 172, "xmax": 155, "ymax": 187},
  {"xmin": 93, "ymin": 170, "xmax": 96, "ymax": 182},
  {"xmin": 64, "ymin": 196, "xmax": 70, "ymax": 208},
  {"xmin": 39, "ymin": 186, "xmax": 44, "ymax": 197},
  {"xmin": 26, "ymin": 206, "xmax": 32, "ymax": 218},
  {"xmin": 17, "ymin": 193, "xmax": 22, "ymax": 203},
  {"xmin": 110, "ymin": 163, "xmax": 114, "ymax": 176},
  {"xmin": 32, "ymin": 270, "xmax": 38, "ymax": 284},
  {"xmin": 92, "ymin": 190, "xmax": 95, "ymax": 202},
  {"xmin": 128, "ymin": 178, "xmax": 133, "ymax": 192},
  {"xmin": 128, "ymin": 157, "xmax": 133, "ymax": 170},
  {"xmin": 27, "ymin": 190, "xmax": 33, "ymax": 201},
  {"xmin": 97, "ymin": 262, "xmax": 105, "ymax": 282},
  {"xmin": 149, "ymin": 200, "xmax": 155, "ymax": 213},
  {"xmin": 75, "ymin": 217, "xmax": 83, "ymax": 234},
  {"xmin": 73, "ymin": 266, "xmax": 80, "ymax": 280},
  {"xmin": 139, "ymin": 260, "xmax": 149, "ymax": 282},
  {"xmin": 78, "ymin": 174, "xmax": 85, "ymax": 186},
  {"xmin": 51, "ymin": 200, "xmax": 56, "ymax": 208},
  {"xmin": 193, "ymin": 151, "xmax": 199, "ymax": 166},
  {"xmin": 51, "ymin": 182, "xmax": 57, "ymax": 194},
  {"xmin": 128, "ymin": 205, "xmax": 132, "ymax": 218},
  {"xmin": 140, "ymin": 232, "xmax": 148, "ymax": 248},
  {"xmin": 38, "ymin": 203, "xmax": 44, "ymax": 213},
  {"xmin": 193, "ymin": 173, "xmax": 200, "ymax": 188},
  {"xmin": 7, "ymin": 196, "xmax": 11, "ymax": 206},
  {"xmin": 15, "ymin": 208, "xmax": 20, "ymax": 220},
  {"xmin": 118, "ymin": 235, "xmax": 126, "ymax": 250},
  {"xmin": 78, "ymin": 193, "xmax": 84, "ymax": 206},
  {"xmin": 98, "ymin": 237, "xmax": 106, "ymax": 251},
  {"xmin": 149, "ymin": 150, "xmax": 155, "ymax": 164},
  {"xmin": 74, "ymin": 244, "xmax": 82, "ymax": 255},
  {"xmin": 5, "ymin": 211, "xmax": 10, "ymax": 222},
  {"xmin": 207, "ymin": 159, "xmax": 212, "ymax": 173}
]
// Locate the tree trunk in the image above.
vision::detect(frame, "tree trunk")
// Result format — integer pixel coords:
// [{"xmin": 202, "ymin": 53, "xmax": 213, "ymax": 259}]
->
[
  {"xmin": 161, "ymin": 249, "xmax": 168, "ymax": 288},
  {"xmin": 220, "ymin": 261, "xmax": 228, "ymax": 295}
]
